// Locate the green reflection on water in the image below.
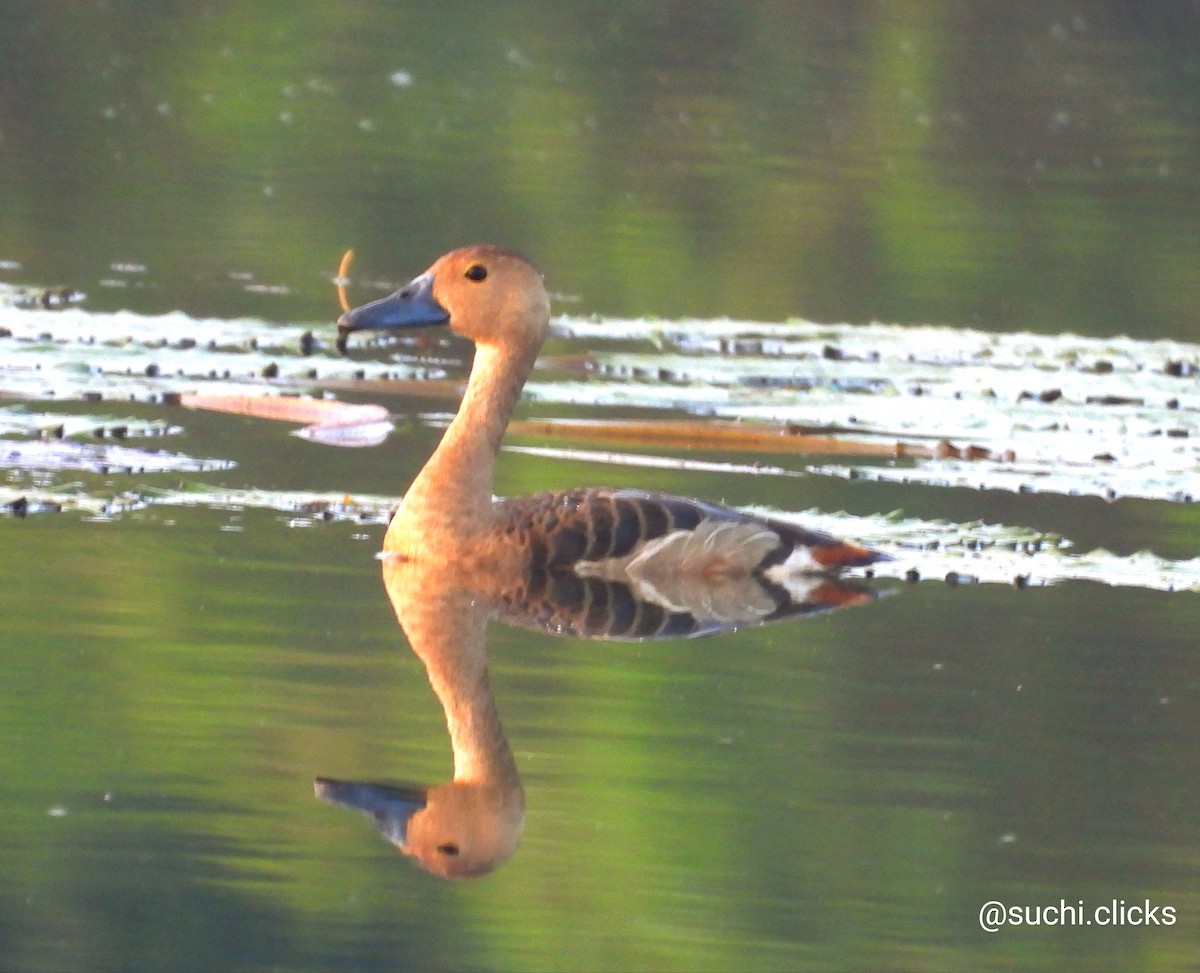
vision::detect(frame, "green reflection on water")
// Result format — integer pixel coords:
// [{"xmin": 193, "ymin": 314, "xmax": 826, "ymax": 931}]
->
[
  {"xmin": 1, "ymin": 2, "xmax": 1199, "ymax": 336},
  {"xmin": 3, "ymin": 505, "xmax": 1200, "ymax": 971},
  {"xmin": 2, "ymin": 2, "xmax": 1200, "ymax": 970}
]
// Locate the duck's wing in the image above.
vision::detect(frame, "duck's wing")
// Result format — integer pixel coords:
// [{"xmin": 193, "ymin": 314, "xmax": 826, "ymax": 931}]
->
[
  {"xmin": 495, "ymin": 487, "xmax": 886, "ymax": 576},
  {"xmin": 487, "ymin": 488, "xmax": 885, "ymax": 641},
  {"xmin": 492, "ymin": 558, "xmax": 879, "ymax": 641}
]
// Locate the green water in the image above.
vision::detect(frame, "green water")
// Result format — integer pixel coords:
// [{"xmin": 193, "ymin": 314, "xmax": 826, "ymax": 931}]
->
[
  {"xmin": 4, "ymin": 486, "xmax": 1200, "ymax": 971},
  {"xmin": 3, "ymin": 3, "xmax": 1199, "ymax": 337},
  {"xmin": 3, "ymin": 3, "xmax": 1200, "ymax": 971}
]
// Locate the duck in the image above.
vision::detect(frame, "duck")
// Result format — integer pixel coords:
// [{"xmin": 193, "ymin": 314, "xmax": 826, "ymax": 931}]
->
[
  {"xmin": 336, "ymin": 245, "xmax": 889, "ymax": 584},
  {"xmin": 326, "ymin": 246, "xmax": 887, "ymax": 877}
]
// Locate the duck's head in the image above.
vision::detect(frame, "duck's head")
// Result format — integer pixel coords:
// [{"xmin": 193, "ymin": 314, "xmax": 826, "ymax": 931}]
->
[
  {"xmin": 337, "ymin": 245, "xmax": 549, "ymax": 354},
  {"xmin": 315, "ymin": 776, "xmax": 524, "ymax": 879}
]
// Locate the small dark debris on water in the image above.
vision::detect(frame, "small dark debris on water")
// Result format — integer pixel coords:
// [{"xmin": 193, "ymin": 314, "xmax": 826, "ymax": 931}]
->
[
  {"xmin": 933, "ymin": 440, "xmax": 994, "ymax": 461},
  {"xmin": 832, "ymin": 377, "xmax": 891, "ymax": 394},
  {"xmin": 296, "ymin": 500, "xmax": 332, "ymax": 516},
  {"xmin": 1086, "ymin": 395, "xmax": 1143, "ymax": 407},
  {"xmin": 740, "ymin": 374, "xmax": 811, "ymax": 390},
  {"xmin": 4, "ymin": 492, "xmax": 61, "ymax": 517},
  {"xmin": 1093, "ymin": 452, "xmax": 1116, "ymax": 462},
  {"xmin": 1166, "ymin": 428, "xmax": 1189, "ymax": 439},
  {"xmin": 1038, "ymin": 388, "xmax": 1062, "ymax": 403},
  {"xmin": 7, "ymin": 287, "xmax": 83, "ymax": 311},
  {"xmin": 822, "ymin": 344, "xmax": 844, "ymax": 361}
]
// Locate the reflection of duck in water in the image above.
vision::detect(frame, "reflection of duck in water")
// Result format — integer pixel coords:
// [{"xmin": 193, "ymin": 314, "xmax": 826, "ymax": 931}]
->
[
  {"xmin": 318, "ymin": 568, "xmax": 525, "ymax": 879},
  {"xmin": 319, "ymin": 246, "xmax": 889, "ymax": 877},
  {"xmin": 316, "ymin": 555, "xmax": 880, "ymax": 878}
]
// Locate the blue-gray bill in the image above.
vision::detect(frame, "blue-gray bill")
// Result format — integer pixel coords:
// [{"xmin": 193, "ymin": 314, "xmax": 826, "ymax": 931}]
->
[
  {"xmin": 336, "ymin": 271, "xmax": 449, "ymax": 354},
  {"xmin": 314, "ymin": 777, "xmax": 428, "ymax": 848}
]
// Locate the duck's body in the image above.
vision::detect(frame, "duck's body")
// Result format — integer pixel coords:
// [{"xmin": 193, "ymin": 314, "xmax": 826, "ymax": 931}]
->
[{"xmin": 338, "ymin": 245, "xmax": 886, "ymax": 593}]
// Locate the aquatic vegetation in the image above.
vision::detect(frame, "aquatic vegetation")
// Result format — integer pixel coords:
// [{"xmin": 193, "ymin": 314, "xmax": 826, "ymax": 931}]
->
[{"xmin": 3, "ymin": 300, "xmax": 1198, "ymax": 590}]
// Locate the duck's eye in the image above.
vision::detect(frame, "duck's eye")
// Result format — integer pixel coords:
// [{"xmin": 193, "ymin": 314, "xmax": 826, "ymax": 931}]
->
[
  {"xmin": 437, "ymin": 842, "xmax": 460, "ymax": 856},
  {"xmin": 464, "ymin": 264, "xmax": 487, "ymax": 282}
]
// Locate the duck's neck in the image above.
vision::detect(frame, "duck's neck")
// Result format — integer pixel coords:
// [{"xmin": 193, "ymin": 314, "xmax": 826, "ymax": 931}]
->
[
  {"xmin": 428, "ymin": 654, "xmax": 519, "ymax": 787},
  {"xmin": 389, "ymin": 566, "xmax": 521, "ymax": 789},
  {"xmin": 391, "ymin": 341, "xmax": 534, "ymax": 548}
]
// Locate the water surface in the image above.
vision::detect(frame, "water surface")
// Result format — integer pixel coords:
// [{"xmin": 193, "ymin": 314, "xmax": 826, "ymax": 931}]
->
[{"xmin": 2, "ymin": 3, "xmax": 1200, "ymax": 971}]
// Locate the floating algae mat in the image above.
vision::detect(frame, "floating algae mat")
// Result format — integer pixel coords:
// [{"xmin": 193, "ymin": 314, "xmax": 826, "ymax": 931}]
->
[
  {"xmin": 2, "ymin": 302, "xmax": 1199, "ymax": 591},
  {"xmin": 546, "ymin": 316, "xmax": 1200, "ymax": 506}
]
